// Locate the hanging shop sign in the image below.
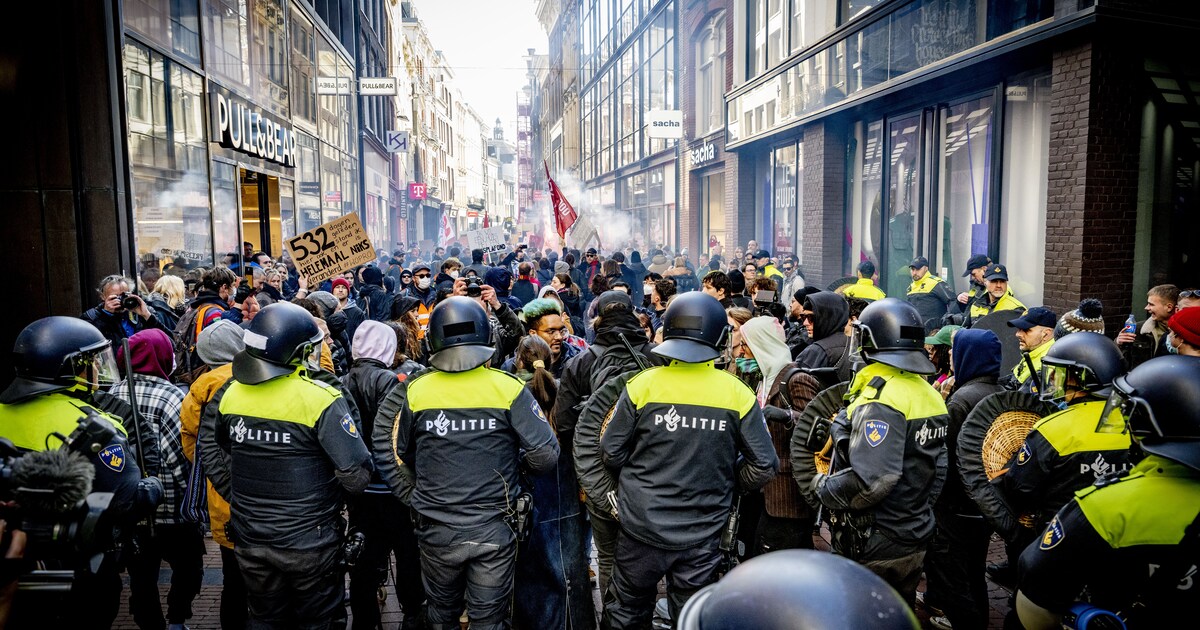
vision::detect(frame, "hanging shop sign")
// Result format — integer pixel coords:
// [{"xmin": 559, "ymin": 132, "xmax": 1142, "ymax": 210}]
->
[{"xmin": 209, "ymin": 85, "xmax": 296, "ymax": 168}]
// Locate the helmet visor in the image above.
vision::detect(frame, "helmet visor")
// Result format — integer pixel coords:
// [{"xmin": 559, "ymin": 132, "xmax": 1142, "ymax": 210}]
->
[
  {"xmin": 1039, "ymin": 363, "xmax": 1071, "ymax": 404},
  {"xmin": 1096, "ymin": 388, "xmax": 1160, "ymax": 437},
  {"xmin": 78, "ymin": 346, "xmax": 120, "ymax": 388},
  {"xmin": 848, "ymin": 324, "xmax": 876, "ymax": 366}
]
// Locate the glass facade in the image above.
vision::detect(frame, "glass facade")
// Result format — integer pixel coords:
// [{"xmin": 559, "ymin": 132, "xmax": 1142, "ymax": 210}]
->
[
  {"xmin": 122, "ymin": 1, "xmax": 360, "ymax": 273},
  {"xmin": 999, "ymin": 73, "xmax": 1051, "ymax": 306},
  {"xmin": 772, "ymin": 142, "xmax": 802, "ymax": 259},
  {"xmin": 729, "ymin": 0, "xmax": 1054, "ymax": 145},
  {"xmin": 695, "ymin": 12, "xmax": 727, "ymax": 137},
  {"xmin": 700, "ymin": 172, "xmax": 726, "ymax": 256}
]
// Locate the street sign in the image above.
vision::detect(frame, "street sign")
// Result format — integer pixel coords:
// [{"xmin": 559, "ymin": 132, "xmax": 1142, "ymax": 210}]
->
[
  {"xmin": 645, "ymin": 110, "xmax": 683, "ymax": 139},
  {"xmin": 360, "ymin": 78, "xmax": 397, "ymax": 95},
  {"xmin": 465, "ymin": 227, "xmax": 506, "ymax": 253},
  {"xmin": 408, "ymin": 182, "xmax": 427, "ymax": 200},
  {"xmin": 385, "ymin": 130, "xmax": 409, "ymax": 153},
  {"xmin": 285, "ymin": 213, "xmax": 375, "ymax": 284}
]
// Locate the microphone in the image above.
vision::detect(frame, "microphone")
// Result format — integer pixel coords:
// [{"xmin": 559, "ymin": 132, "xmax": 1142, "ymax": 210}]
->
[{"xmin": 11, "ymin": 450, "xmax": 95, "ymax": 516}]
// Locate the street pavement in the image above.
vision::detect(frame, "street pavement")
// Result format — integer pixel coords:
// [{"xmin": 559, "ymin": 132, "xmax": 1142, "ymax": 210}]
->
[{"xmin": 113, "ymin": 530, "xmax": 1015, "ymax": 629}]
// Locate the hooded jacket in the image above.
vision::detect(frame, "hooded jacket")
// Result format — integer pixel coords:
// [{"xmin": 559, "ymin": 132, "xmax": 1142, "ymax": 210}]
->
[
  {"xmin": 796, "ymin": 291, "xmax": 851, "ymax": 382},
  {"xmin": 646, "ymin": 254, "xmax": 670, "ymax": 275},
  {"xmin": 342, "ymin": 321, "xmax": 401, "ymax": 493},
  {"xmin": 941, "ymin": 329, "xmax": 1003, "ymax": 514},
  {"xmin": 357, "ymin": 282, "xmax": 395, "ymax": 322},
  {"xmin": 146, "ymin": 293, "xmax": 186, "ymax": 332}
]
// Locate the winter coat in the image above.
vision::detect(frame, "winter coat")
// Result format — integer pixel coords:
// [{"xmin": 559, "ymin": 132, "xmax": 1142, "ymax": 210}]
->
[
  {"xmin": 942, "ymin": 329, "xmax": 1004, "ymax": 515},
  {"xmin": 256, "ymin": 283, "xmax": 283, "ymax": 307},
  {"xmin": 512, "ymin": 278, "xmax": 538, "ymax": 307},
  {"xmin": 357, "ymin": 283, "xmax": 394, "ymax": 322},
  {"xmin": 82, "ymin": 302, "xmax": 168, "ymax": 350},
  {"xmin": 146, "ymin": 293, "xmax": 185, "ymax": 333},
  {"xmin": 795, "ymin": 291, "xmax": 851, "ymax": 382},
  {"xmin": 646, "ymin": 254, "xmax": 669, "ymax": 275}
]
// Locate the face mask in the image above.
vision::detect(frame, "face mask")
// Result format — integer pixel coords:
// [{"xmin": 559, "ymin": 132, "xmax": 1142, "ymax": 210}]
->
[
  {"xmin": 417, "ymin": 277, "xmax": 431, "ymax": 290},
  {"xmin": 735, "ymin": 357, "xmax": 760, "ymax": 374},
  {"xmin": 449, "ymin": 270, "xmax": 460, "ymax": 279},
  {"xmin": 1167, "ymin": 332, "xmax": 1179, "ymax": 354},
  {"xmin": 643, "ymin": 284, "xmax": 654, "ymax": 296}
]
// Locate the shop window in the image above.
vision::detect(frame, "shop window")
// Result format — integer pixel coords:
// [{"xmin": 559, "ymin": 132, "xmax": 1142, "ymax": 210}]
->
[
  {"xmin": 936, "ymin": 93, "xmax": 995, "ymax": 293},
  {"xmin": 124, "ymin": 42, "xmax": 214, "ymax": 271},
  {"xmin": 841, "ymin": 0, "xmax": 885, "ymax": 24},
  {"xmin": 124, "ymin": 0, "xmax": 202, "ymax": 64},
  {"xmin": 205, "ymin": 0, "xmax": 250, "ymax": 88},
  {"xmin": 1000, "ymin": 72, "xmax": 1051, "ymax": 306},
  {"xmin": 211, "ymin": 162, "xmax": 240, "ymax": 264},
  {"xmin": 846, "ymin": 119, "xmax": 884, "ymax": 279},
  {"xmin": 701, "ymin": 172, "xmax": 727, "ymax": 256},
  {"xmin": 695, "ymin": 12, "xmax": 726, "ymax": 136},
  {"xmin": 884, "ymin": 112, "xmax": 924, "ymax": 294}
]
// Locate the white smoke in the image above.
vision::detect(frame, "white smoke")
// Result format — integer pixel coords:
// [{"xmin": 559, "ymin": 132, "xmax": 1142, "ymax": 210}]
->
[{"xmin": 547, "ymin": 169, "xmax": 635, "ymax": 254}]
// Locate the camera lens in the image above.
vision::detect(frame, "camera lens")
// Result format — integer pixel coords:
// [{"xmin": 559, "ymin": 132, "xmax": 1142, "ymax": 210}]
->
[{"xmin": 121, "ymin": 293, "xmax": 140, "ymax": 310}]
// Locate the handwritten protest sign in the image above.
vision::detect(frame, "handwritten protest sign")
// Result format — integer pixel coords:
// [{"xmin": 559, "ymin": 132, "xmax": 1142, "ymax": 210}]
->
[
  {"xmin": 285, "ymin": 213, "xmax": 375, "ymax": 284},
  {"xmin": 465, "ymin": 227, "xmax": 507, "ymax": 253}
]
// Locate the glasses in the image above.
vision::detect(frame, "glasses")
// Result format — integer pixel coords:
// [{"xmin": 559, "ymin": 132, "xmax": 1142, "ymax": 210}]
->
[
  {"xmin": 799, "ymin": 312, "xmax": 815, "ymax": 323},
  {"xmin": 538, "ymin": 326, "xmax": 567, "ymax": 338},
  {"xmin": 414, "ymin": 273, "xmax": 431, "ymax": 278},
  {"xmin": 1180, "ymin": 290, "xmax": 1200, "ymax": 299}
]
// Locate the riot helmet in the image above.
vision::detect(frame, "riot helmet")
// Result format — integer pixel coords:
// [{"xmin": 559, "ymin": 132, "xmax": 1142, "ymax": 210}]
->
[
  {"xmin": 677, "ymin": 549, "xmax": 919, "ymax": 630},
  {"xmin": 427, "ymin": 296, "xmax": 494, "ymax": 372},
  {"xmin": 1038, "ymin": 332, "xmax": 1122, "ymax": 406},
  {"xmin": 850, "ymin": 298, "xmax": 935, "ymax": 374},
  {"xmin": 232, "ymin": 302, "xmax": 323, "ymax": 384},
  {"xmin": 0, "ymin": 317, "xmax": 119, "ymax": 404},
  {"xmin": 1097, "ymin": 355, "xmax": 1200, "ymax": 471},
  {"xmin": 653, "ymin": 292, "xmax": 730, "ymax": 363}
]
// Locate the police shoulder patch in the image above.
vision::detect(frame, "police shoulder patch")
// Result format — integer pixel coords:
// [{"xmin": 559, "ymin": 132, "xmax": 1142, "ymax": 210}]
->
[
  {"xmin": 530, "ymin": 397, "xmax": 549, "ymax": 424},
  {"xmin": 863, "ymin": 420, "xmax": 888, "ymax": 447},
  {"xmin": 340, "ymin": 414, "xmax": 359, "ymax": 438},
  {"xmin": 1016, "ymin": 441, "xmax": 1033, "ymax": 466},
  {"xmin": 98, "ymin": 444, "xmax": 126, "ymax": 472},
  {"xmin": 1039, "ymin": 515, "xmax": 1065, "ymax": 550}
]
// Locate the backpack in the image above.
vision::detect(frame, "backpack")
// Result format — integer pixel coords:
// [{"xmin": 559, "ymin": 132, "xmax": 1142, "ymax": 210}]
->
[
  {"xmin": 584, "ymin": 334, "xmax": 651, "ymax": 396},
  {"xmin": 172, "ymin": 303, "xmax": 220, "ymax": 386}
]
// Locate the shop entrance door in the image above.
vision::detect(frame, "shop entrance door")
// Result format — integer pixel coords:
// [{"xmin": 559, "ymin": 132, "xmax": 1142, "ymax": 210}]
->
[{"xmin": 240, "ymin": 169, "xmax": 284, "ymax": 260}]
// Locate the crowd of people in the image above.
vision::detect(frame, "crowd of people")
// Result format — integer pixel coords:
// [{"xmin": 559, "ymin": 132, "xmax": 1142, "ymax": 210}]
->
[{"xmin": 0, "ymin": 236, "xmax": 1195, "ymax": 630}]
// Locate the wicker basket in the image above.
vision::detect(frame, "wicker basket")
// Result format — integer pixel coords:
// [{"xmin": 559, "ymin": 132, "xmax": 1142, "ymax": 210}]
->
[
  {"xmin": 814, "ymin": 437, "xmax": 832, "ymax": 475},
  {"xmin": 982, "ymin": 410, "xmax": 1041, "ymax": 480}
]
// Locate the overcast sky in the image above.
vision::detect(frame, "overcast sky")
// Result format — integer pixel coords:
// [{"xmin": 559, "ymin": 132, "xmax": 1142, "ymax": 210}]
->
[{"xmin": 414, "ymin": 0, "xmax": 548, "ymax": 138}]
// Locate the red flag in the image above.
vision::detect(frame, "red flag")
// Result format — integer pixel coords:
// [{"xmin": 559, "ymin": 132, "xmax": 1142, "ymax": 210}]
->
[
  {"xmin": 545, "ymin": 161, "xmax": 578, "ymax": 240},
  {"xmin": 482, "ymin": 210, "xmax": 490, "ymax": 228}
]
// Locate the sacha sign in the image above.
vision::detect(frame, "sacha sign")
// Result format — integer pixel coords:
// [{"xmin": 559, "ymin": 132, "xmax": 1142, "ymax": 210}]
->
[{"xmin": 209, "ymin": 84, "xmax": 297, "ymax": 168}]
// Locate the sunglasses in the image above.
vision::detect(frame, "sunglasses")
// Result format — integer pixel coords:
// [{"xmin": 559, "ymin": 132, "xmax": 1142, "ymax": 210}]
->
[
  {"xmin": 414, "ymin": 273, "xmax": 431, "ymax": 278},
  {"xmin": 1180, "ymin": 290, "xmax": 1200, "ymax": 299}
]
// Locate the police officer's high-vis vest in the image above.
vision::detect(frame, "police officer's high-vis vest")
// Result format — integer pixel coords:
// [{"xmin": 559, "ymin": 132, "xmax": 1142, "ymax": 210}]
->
[{"xmin": 218, "ymin": 370, "xmax": 369, "ymax": 549}]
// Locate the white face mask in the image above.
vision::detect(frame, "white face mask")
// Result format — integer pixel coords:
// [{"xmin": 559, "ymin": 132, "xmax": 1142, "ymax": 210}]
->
[
  {"xmin": 643, "ymin": 284, "xmax": 654, "ymax": 296},
  {"xmin": 449, "ymin": 270, "xmax": 460, "ymax": 279},
  {"xmin": 417, "ymin": 277, "xmax": 431, "ymax": 290}
]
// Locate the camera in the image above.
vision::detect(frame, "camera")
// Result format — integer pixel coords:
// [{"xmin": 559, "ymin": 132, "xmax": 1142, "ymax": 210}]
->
[
  {"xmin": 120, "ymin": 292, "xmax": 141, "ymax": 311},
  {"xmin": 464, "ymin": 276, "xmax": 485, "ymax": 298},
  {"xmin": 0, "ymin": 409, "xmax": 121, "ymax": 566}
]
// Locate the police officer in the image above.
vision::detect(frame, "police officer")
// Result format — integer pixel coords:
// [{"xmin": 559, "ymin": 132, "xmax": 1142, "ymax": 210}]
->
[
  {"xmin": 996, "ymin": 333, "xmax": 1131, "ymax": 552},
  {"xmin": 373, "ymin": 296, "xmax": 559, "ymax": 630},
  {"xmin": 841, "ymin": 260, "xmax": 887, "ymax": 302},
  {"xmin": 200, "ymin": 302, "xmax": 373, "ymax": 628},
  {"xmin": 905, "ymin": 256, "xmax": 957, "ymax": 332},
  {"xmin": 812, "ymin": 297, "xmax": 948, "ymax": 604},
  {"xmin": 1016, "ymin": 356, "xmax": 1200, "ymax": 629},
  {"xmin": 1004, "ymin": 306, "xmax": 1058, "ymax": 392},
  {"xmin": 599, "ymin": 292, "xmax": 778, "ymax": 629},
  {"xmin": 966, "ymin": 264, "xmax": 1026, "ymax": 326},
  {"xmin": 677, "ymin": 549, "xmax": 920, "ymax": 630},
  {"xmin": 0, "ymin": 316, "xmax": 148, "ymax": 628}
]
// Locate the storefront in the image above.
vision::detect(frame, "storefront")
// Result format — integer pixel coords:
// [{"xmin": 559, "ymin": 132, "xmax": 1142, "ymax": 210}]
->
[{"xmin": 121, "ymin": 0, "xmax": 360, "ymax": 276}]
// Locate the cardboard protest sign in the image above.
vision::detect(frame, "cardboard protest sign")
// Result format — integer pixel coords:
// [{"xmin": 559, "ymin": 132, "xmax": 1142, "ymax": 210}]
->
[
  {"xmin": 285, "ymin": 213, "xmax": 375, "ymax": 284},
  {"xmin": 465, "ymin": 227, "xmax": 507, "ymax": 253}
]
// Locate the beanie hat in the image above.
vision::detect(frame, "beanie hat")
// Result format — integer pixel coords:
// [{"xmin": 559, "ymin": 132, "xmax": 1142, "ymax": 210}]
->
[
  {"xmin": 307, "ymin": 290, "xmax": 339, "ymax": 318},
  {"xmin": 197, "ymin": 319, "xmax": 246, "ymax": 367},
  {"xmin": 331, "ymin": 277, "xmax": 352, "ymax": 293},
  {"xmin": 1168, "ymin": 307, "xmax": 1200, "ymax": 347},
  {"xmin": 362, "ymin": 265, "xmax": 384, "ymax": 287},
  {"xmin": 554, "ymin": 260, "xmax": 570, "ymax": 275},
  {"xmin": 351, "ymin": 320, "xmax": 398, "ymax": 365},
  {"xmin": 1055, "ymin": 298, "xmax": 1105, "ymax": 339}
]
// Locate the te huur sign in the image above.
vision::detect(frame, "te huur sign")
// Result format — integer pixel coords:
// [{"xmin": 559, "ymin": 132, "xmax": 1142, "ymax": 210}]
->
[{"xmin": 209, "ymin": 85, "xmax": 297, "ymax": 168}]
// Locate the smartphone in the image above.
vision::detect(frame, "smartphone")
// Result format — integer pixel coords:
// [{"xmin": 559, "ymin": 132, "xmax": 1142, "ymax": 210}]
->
[{"xmin": 753, "ymin": 290, "xmax": 776, "ymax": 305}]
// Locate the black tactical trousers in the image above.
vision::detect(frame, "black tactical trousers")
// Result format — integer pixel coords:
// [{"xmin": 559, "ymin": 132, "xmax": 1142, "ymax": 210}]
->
[
  {"xmin": 602, "ymin": 531, "xmax": 722, "ymax": 630},
  {"xmin": 127, "ymin": 523, "xmax": 206, "ymax": 629},
  {"xmin": 754, "ymin": 511, "xmax": 816, "ymax": 555},
  {"xmin": 924, "ymin": 509, "xmax": 991, "ymax": 630},
  {"xmin": 415, "ymin": 516, "xmax": 515, "ymax": 630},
  {"xmin": 348, "ymin": 492, "xmax": 425, "ymax": 629},
  {"xmin": 236, "ymin": 543, "xmax": 346, "ymax": 629},
  {"xmin": 854, "ymin": 531, "xmax": 926, "ymax": 609},
  {"xmin": 587, "ymin": 506, "xmax": 620, "ymax": 603}
]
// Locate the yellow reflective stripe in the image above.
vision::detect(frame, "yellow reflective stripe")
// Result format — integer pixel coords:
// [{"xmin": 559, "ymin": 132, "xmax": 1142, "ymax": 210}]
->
[
  {"xmin": 843, "ymin": 279, "xmax": 886, "ymax": 301},
  {"xmin": 0, "ymin": 393, "xmax": 127, "ymax": 451},
  {"xmin": 846, "ymin": 362, "xmax": 948, "ymax": 420},
  {"xmin": 1077, "ymin": 456, "xmax": 1200, "ymax": 547},
  {"xmin": 626, "ymin": 363, "xmax": 757, "ymax": 417},
  {"xmin": 407, "ymin": 367, "xmax": 524, "ymax": 411},
  {"xmin": 1033, "ymin": 400, "xmax": 1132, "ymax": 455},
  {"xmin": 219, "ymin": 373, "xmax": 341, "ymax": 427}
]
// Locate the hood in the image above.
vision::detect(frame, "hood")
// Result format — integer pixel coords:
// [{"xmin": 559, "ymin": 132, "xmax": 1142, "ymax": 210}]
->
[
  {"xmin": 630, "ymin": 250, "xmax": 643, "ymax": 265},
  {"xmin": 352, "ymin": 320, "xmax": 397, "ymax": 364},
  {"xmin": 390, "ymin": 295, "xmax": 421, "ymax": 320},
  {"xmin": 803, "ymin": 291, "xmax": 850, "ymax": 341},
  {"xmin": 197, "ymin": 319, "xmax": 246, "ymax": 367},
  {"xmin": 651, "ymin": 254, "xmax": 668, "ymax": 266},
  {"xmin": 594, "ymin": 311, "xmax": 650, "ymax": 346},
  {"xmin": 740, "ymin": 316, "xmax": 792, "ymax": 391},
  {"xmin": 951, "ymin": 328, "xmax": 1002, "ymax": 384},
  {"xmin": 117, "ymin": 328, "xmax": 175, "ymax": 380}
]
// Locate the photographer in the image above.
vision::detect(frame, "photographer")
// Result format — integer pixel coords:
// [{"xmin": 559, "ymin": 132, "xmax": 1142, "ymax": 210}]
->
[
  {"xmin": 451, "ymin": 277, "xmax": 524, "ymax": 368},
  {"xmin": 81, "ymin": 274, "xmax": 166, "ymax": 350},
  {"xmin": 0, "ymin": 316, "xmax": 155, "ymax": 628},
  {"xmin": 749, "ymin": 277, "xmax": 788, "ymax": 324}
]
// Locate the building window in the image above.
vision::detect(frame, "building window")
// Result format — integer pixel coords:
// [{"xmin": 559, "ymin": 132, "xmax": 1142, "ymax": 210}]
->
[
  {"xmin": 123, "ymin": 0, "xmax": 202, "ymax": 64},
  {"xmin": 999, "ymin": 73, "xmax": 1051, "ymax": 306},
  {"xmin": 846, "ymin": 119, "xmax": 883, "ymax": 279},
  {"xmin": 701, "ymin": 171, "xmax": 727, "ymax": 256},
  {"xmin": 772, "ymin": 142, "xmax": 802, "ymax": 260},
  {"xmin": 291, "ymin": 10, "xmax": 317, "ymax": 130},
  {"xmin": 935, "ymin": 93, "xmax": 995, "ymax": 296},
  {"xmin": 695, "ymin": 12, "xmax": 726, "ymax": 137},
  {"xmin": 790, "ymin": 0, "xmax": 835, "ymax": 54},
  {"xmin": 205, "ymin": 0, "xmax": 250, "ymax": 87}
]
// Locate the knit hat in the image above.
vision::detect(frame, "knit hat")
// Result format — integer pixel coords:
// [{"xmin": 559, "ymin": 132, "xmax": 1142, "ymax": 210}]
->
[
  {"xmin": 307, "ymin": 290, "xmax": 339, "ymax": 318},
  {"xmin": 361, "ymin": 265, "xmax": 384, "ymax": 287},
  {"xmin": 197, "ymin": 319, "xmax": 246, "ymax": 367},
  {"xmin": 1168, "ymin": 307, "xmax": 1200, "ymax": 347},
  {"xmin": 331, "ymin": 277, "xmax": 352, "ymax": 293},
  {"xmin": 1055, "ymin": 298, "xmax": 1105, "ymax": 339},
  {"xmin": 352, "ymin": 320, "xmax": 397, "ymax": 364},
  {"xmin": 117, "ymin": 329, "xmax": 175, "ymax": 380},
  {"xmin": 554, "ymin": 261, "xmax": 570, "ymax": 275}
]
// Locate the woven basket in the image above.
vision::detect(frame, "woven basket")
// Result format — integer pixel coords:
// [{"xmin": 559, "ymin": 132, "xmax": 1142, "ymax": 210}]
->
[
  {"xmin": 814, "ymin": 437, "xmax": 832, "ymax": 475},
  {"xmin": 982, "ymin": 410, "xmax": 1041, "ymax": 480}
]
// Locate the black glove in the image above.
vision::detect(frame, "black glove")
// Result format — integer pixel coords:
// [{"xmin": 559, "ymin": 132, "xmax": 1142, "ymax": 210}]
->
[
  {"xmin": 233, "ymin": 283, "xmax": 255, "ymax": 305},
  {"xmin": 763, "ymin": 405, "xmax": 793, "ymax": 426},
  {"xmin": 136, "ymin": 476, "xmax": 164, "ymax": 509}
]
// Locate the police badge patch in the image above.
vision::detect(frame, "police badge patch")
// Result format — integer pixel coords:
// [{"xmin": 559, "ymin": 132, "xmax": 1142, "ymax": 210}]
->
[
  {"xmin": 1039, "ymin": 515, "xmax": 1065, "ymax": 550},
  {"xmin": 98, "ymin": 444, "xmax": 126, "ymax": 472},
  {"xmin": 1016, "ymin": 441, "xmax": 1032, "ymax": 466},
  {"xmin": 340, "ymin": 414, "xmax": 359, "ymax": 437},
  {"xmin": 864, "ymin": 420, "xmax": 888, "ymax": 447},
  {"xmin": 531, "ymin": 397, "xmax": 549, "ymax": 424}
]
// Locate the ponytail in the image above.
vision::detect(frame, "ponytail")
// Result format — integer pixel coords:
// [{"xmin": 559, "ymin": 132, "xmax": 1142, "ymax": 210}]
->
[{"xmin": 517, "ymin": 336, "xmax": 558, "ymax": 430}]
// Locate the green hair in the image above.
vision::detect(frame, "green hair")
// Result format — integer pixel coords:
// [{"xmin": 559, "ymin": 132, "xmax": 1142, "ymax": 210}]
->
[{"xmin": 521, "ymin": 298, "xmax": 563, "ymax": 329}]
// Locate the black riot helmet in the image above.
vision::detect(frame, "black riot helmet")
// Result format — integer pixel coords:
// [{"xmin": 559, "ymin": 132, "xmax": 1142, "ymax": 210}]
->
[
  {"xmin": 851, "ymin": 297, "xmax": 935, "ymax": 374},
  {"xmin": 0, "ymin": 316, "xmax": 120, "ymax": 404},
  {"xmin": 653, "ymin": 292, "xmax": 730, "ymax": 363},
  {"xmin": 678, "ymin": 549, "xmax": 919, "ymax": 630},
  {"xmin": 1038, "ymin": 331, "xmax": 1123, "ymax": 405},
  {"xmin": 427, "ymin": 296, "xmax": 494, "ymax": 372},
  {"xmin": 232, "ymin": 302, "xmax": 323, "ymax": 385},
  {"xmin": 1098, "ymin": 356, "xmax": 1200, "ymax": 471}
]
